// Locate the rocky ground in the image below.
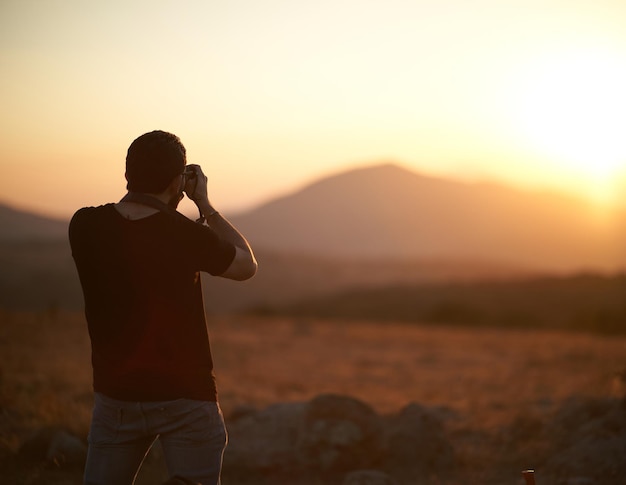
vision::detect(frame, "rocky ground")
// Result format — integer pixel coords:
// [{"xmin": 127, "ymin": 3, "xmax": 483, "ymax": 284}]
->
[
  {"xmin": 4, "ymin": 392, "xmax": 626, "ymax": 485},
  {"xmin": 2, "ymin": 312, "xmax": 625, "ymax": 484}
]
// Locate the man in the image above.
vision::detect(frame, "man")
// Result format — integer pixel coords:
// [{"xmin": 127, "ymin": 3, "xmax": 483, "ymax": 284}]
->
[{"xmin": 69, "ymin": 130, "xmax": 257, "ymax": 485}]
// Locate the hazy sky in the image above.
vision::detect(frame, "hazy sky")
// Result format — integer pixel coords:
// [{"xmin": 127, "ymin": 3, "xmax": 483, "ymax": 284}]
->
[{"xmin": 2, "ymin": 0, "xmax": 626, "ymax": 218}]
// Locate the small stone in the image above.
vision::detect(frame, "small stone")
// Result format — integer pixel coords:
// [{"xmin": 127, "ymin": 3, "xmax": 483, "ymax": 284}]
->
[{"xmin": 342, "ymin": 469, "xmax": 398, "ymax": 485}]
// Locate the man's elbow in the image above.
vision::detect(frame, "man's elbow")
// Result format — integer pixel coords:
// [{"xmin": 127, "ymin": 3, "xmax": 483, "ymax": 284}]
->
[
  {"xmin": 220, "ymin": 251, "xmax": 258, "ymax": 281},
  {"xmin": 232, "ymin": 259, "xmax": 258, "ymax": 281}
]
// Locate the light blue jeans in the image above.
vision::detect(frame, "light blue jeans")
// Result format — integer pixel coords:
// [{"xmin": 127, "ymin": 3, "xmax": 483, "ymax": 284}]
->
[{"xmin": 84, "ymin": 392, "xmax": 227, "ymax": 485}]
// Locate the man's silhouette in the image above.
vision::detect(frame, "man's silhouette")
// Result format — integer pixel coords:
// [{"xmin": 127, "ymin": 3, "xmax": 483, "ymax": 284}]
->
[{"xmin": 69, "ymin": 130, "xmax": 257, "ymax": 485}]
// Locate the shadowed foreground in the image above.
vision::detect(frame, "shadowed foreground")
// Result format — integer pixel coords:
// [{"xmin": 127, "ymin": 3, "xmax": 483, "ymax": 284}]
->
[{"xmin": 1, "ymin": 311, "xmax": 624, "ymax": 484}]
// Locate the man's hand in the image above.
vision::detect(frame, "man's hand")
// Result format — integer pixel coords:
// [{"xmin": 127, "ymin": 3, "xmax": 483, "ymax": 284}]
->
[
  {"xmin": 184, "ymin": 164, "xmax": 209, "ymax": 203},
  {"xmin": 182, "ymin": 164, "xmax": 257, "ymax": 280}
]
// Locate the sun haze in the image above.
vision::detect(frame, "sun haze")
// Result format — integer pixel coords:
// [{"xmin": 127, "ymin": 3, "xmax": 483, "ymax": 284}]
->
[
  {"xmin": 509, "ymin": 46, "xmax": 626, "ymax": 205},
  {"xmin": 1, "ymin": 0, "xmax": 625, "ymax": 217}
]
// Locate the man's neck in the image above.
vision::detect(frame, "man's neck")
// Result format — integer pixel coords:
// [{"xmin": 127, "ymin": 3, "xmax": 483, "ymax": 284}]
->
[
  {"xmin": 114, "ymin": 200, "xmax": 159, "ymax": 220},
  {"xmin": 115, "ymin": 191, "xmax": 176, "ymax": 220}
]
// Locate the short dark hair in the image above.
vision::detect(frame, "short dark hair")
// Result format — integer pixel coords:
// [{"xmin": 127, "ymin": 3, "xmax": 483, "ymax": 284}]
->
[{"xmin": 126, "ymin": 130, "xmax": 187, "ymax": 193}]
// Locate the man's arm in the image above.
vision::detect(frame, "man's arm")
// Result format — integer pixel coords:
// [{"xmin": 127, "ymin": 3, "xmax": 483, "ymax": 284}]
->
[
  {"xmin": 199, "ymin": 201, "xmax": 257, "ymax": 281},
  {"xmin": 186, "ymin": 165, "xmax": 258, "ymax": 281}
]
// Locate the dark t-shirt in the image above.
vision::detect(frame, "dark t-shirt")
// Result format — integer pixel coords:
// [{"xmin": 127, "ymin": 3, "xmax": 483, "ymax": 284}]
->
[{"xmin": 69, "ymin": 203, "xmax": 236, "ymax": 402}]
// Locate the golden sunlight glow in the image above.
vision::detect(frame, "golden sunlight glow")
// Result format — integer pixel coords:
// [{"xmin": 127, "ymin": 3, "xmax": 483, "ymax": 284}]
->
[
  {"xmin": 3, "ymin": 2, "xmax": 626, "ymax": 215},
  {"xmin": 514, "ymin": 48, "xmax": 626, "ymax": 200}
]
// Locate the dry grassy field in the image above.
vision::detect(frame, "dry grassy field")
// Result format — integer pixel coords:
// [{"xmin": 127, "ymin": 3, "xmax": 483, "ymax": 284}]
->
[{"xmin": 1, "ymin": 310, "xmax": 624, "ymax": 484}]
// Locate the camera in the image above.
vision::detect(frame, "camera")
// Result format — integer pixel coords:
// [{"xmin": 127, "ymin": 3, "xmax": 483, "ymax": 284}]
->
[{"xmin": 184, "ymin": 166, "xmax": 198, "ymax": 180}]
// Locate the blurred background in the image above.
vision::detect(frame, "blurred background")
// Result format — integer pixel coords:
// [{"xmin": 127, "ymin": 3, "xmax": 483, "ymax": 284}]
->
[
  {"xmin": 2, "ymin": 0, "xmax": 626, "ymax": 219},
  {"xmin": 1, "ymin": 2, "xmax": 625, "ymax": 484}
]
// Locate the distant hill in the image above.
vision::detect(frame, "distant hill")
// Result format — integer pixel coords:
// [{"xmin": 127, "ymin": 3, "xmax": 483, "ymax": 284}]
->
[
  {"xmin": 230, "ymin": 163, "xmax": 624, "ymax": 271},
  {"xmin": 0, "ymin": 202, "xmax": 68, "ymax": 241},
  {"xmin": 262, "ymin": 272, "xmax": 626, "ymax": 335},
  {"xmin": 200, "ymin": 250, "xmax": 536, "ymax": 313},
  {"xmin": 3, "ymin": 165, "xmax": 623, "ymax": 270},
  {"xmin": 1, "ymin": 163, "xmax": 624, "ymax": 312}
]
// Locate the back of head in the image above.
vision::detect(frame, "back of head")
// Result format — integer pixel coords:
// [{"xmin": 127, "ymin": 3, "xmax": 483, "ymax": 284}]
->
[{"xmin": 126, "ymin": 130, "xmax": 187, "ymax": 193}]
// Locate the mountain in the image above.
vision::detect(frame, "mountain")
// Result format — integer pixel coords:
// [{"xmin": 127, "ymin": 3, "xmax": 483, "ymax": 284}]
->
[
  {"xmin": 1, "ymin": 163, "xmax": 624, "ymax": 312},
  {"xmin": 3, "ymin": 164, "xmax": 621, "ymax": 271},
  {"xmin": 0, "ymin": 202, "xmax": 68, "ymax": 241},
  {"xmin": 0, "ymin": 203, "xmax": 76, "ymax": 310},
  {"xmin": 230, "ymin": 163, "xmax": 624, "ymax": 271}
]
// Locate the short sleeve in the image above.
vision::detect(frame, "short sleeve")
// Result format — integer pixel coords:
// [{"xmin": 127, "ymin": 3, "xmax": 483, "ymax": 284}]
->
[{"xmin": 183, "ymin": 220, "xmax": 237, "ymax": 276}]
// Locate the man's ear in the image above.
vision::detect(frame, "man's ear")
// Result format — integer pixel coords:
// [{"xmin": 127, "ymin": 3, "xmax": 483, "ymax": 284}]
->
[
  {"xmin": 164, "ymin": 174, "xmax": 184, "ymax": 197},
  {"xmin": 125, "ymin": 172, "xmax": 129, "ymax": 182},
  {"xmin": 168, "ymin": 174, "xmax": 181, "ymax": 190}
]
